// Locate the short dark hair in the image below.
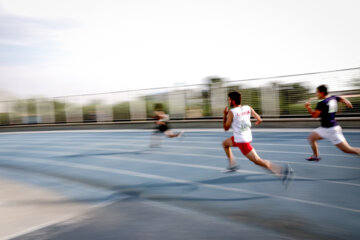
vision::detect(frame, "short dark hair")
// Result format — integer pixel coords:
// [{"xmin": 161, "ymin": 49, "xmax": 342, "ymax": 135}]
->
[
  {"xmin": 317, "ymin": 85, "xmax": 328, "ymax": 95},
  {"xmin": 154, "ymin": 103, "xmax": 164, "ymax": 111},
  {"xmin": 228, "ymin": 91, "xmax": 241, "ymax": 105}
]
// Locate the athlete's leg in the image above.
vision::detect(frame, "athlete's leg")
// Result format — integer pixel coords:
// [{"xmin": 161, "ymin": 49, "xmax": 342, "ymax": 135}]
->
[
  {"xmin": 308, "ymin": 131, "xmax": 323, "ymax": 157},
  {"xmin": 245, "ymin": 149, "xmax": 282, "ymax": 176},
  {"xmin": 150, "ymin": 131, "xmax": 162, "ymax": 147},
  {"xmin": 335, "ymin": 140, "xmax": 360, "ymax": 155},
  {"xmin": 164, "ymin": 130, "xmax": 181, "ymax": 138},
  {"xmin": 222, "ymin": 138, "xmax": 236, "ymax": 167}
]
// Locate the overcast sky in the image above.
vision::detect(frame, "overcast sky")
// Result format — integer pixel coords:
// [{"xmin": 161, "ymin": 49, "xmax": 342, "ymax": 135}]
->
[{"xmin": 0, "ymin": 0, "xmax": 359, "ymax": 98}]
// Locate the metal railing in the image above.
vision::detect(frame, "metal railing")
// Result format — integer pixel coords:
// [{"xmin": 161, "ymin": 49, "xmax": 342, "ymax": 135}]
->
[{"xmin": 0, "ymin": 67, "xmax": 359, "ymax": 125}]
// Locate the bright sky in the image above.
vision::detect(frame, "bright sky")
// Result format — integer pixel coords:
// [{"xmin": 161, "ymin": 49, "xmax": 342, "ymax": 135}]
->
[{"xmin": 0, "ymin": 0, "xmax": 359, "ymax": 98}]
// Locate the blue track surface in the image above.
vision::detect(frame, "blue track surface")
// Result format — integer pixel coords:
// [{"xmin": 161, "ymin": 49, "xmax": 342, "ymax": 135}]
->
[{"xmin": 0, "ymin": 129, "xmax": 359, "ymax": 239}]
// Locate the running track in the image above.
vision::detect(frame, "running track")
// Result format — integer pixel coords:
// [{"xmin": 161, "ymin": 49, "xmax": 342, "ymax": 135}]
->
[{"xmin": 0, "ymin": 129, "xmax": 359, "ymax": 240}]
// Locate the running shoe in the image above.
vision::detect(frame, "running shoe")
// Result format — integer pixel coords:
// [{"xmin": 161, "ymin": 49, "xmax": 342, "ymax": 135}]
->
[
  {"xmin": 282, "ymin": 163, "xmax": 294, "ymax": 188},
  {"xmin": 306, "ymin": 156, "xmax": 321, "ymax": 161},
  {"xmin": 223, "ymin": 165, "xmax": 239, "ymax": 173}
]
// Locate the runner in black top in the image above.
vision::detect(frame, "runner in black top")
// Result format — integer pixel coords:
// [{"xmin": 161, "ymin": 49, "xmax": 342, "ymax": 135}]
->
[
  {"xmin": 304, "ymin": 85, "xmax": 360, "ymax": 161},
  {"xmin": 150, "ymin": 103, "xmax": 183, "ymax": 147},
  {"xmin": 317, "ymin": 95, "xmax": 340, "ymax": 127}
]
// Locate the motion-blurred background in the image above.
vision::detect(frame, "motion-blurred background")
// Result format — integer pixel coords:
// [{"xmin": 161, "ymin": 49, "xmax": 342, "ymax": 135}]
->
[
  {"xmin": 1, "ymin": 0, "xmax": 360, "ymax": 125},
  {"xmin": 0, "ymin": 68, "xmax": 359, "ymax": 125}
]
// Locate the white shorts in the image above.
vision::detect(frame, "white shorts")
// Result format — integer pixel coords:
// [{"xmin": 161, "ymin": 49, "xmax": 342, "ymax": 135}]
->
[{"xmin": 314, "ymin": 125, "xmax": 345, "ymax": 145}]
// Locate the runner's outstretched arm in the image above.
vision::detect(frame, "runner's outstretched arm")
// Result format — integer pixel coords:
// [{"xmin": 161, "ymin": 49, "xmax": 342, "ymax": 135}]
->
[
  {"xmin": 304, "ymin": 102, "xmax": 321, "ymax": 118},
  {"xmin": 338, "ymin": 96, "xmax": 353, "ymax": 108},
  {"xmin": 250, "ymin": 107, "xmax": 262, "ymax": 125}
]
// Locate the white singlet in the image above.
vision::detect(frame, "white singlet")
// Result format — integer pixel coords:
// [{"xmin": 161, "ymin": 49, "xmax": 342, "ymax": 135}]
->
[
  {"xmin": 230, "ymin": 105, "xmax": 252, "ymax": 143},
  {"xmin": 160, "ymin": 114, "xmax": 169, "ymax": 122}
]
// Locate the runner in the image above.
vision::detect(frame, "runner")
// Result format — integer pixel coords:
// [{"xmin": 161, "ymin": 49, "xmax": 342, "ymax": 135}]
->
[
  {"xmin": 222, "ymin": 91, "xmax": 293, "ymax": 186},
  {"xmin": 150, "ymin": 103, "xmax": 183, "ymax": 147},
  {"xmin": 304, "ymin": 85, "xmax": 360, "ymax": 161}
]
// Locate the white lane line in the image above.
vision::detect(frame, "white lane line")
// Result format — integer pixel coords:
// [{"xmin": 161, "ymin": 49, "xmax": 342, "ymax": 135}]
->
[
  {"xmin": 1, "ymin": 140, "xmax": 359, "ymax": 170},
  {"xmin": 144, "ymin": 149, "xmax": 360, "ymax": 170},
  {"xmin": 0, "ymin": 148, "xmax": 75, "ymax": 156},
  {"xmin": 1, "ymin": 144, "xmax": 360, "ymax": 187},
  {"xmin": 1, "ymin": 145, "xmax": 359, "ymax": 187},
  {"xmin": 0, "ymin": 138, "xmax": 320, "ymax": 148},
  {"xmin": 2, "ymin": 136, "xmax": 354, "ymax": 158},
  {"xmin": 93, "ymin": 154, "xmax": 360, "ymax": 187},
  {"xmin": 1, "ymin": 128, "xmax": 359, "ymax": 135},
  {"xmin": 0, "ymin": 135, "xmax": 335, "ymax": 145},
  {"xmin": 0, "ymin": 155, "xmax": 359, "ymax": 214},
  {"xmin": 105, "ymin": 138, "xmax": 353, "ymax": 158},
  {"xmin": 2, "ymin": 143, "xmax": 359, "ymax": 171},
  {"xmin": 4, "ymin": 128, "xmax": 358, "ymax": 148},
  {"xmin": 0, "ymin": 129, "xmax": 155, "ymax": 135},
  {"xmin": 87, "ymin": 139, "xmax": 359, "ymax": 162},
  {"xmin": 3, "ymin": 133, "xmax": 360, "ymax": 147}
]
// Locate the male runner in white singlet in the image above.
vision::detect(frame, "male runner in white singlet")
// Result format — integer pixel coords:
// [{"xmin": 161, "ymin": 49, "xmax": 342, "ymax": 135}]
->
[{"xmin": 222, "ymin": 91, "xmax": 293, "ymax": 185}]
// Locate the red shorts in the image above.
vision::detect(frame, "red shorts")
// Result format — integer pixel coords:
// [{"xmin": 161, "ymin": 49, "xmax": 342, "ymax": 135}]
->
[{"xmin": 231, "ymin": 136, "xmax": 253, "ymax": 155}]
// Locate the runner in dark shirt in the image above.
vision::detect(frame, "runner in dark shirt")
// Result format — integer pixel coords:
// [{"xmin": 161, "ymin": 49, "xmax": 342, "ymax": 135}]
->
[
  {"xmin": 149, "ymin": 103, "xmax": 184, "ymax": 147},
  {"xmin": 304, "ymin": 85, "xmax": 360, "ymax": 161},
  {"xmin": 316, "ymin": 95, "xmax": 340, "ymax": 128}
]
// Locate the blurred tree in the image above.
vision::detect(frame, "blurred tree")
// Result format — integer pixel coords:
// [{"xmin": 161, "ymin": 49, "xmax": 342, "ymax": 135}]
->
[
  {"xmin": 83, "ymin": 104, "xmax": 97, "ymax": 122},
  {"xmin": 27, "ymin": 99, "xmax": 37, "ymax": 116},
  {"xmin": 113, "ymin": 102, "xmax": 130, "ymax": 121},
  {"xmin": 54, "ymin": 100, "xmax": 66, "ymax": 123},
  {"xmin": 279, "ymin": 83, "xmax": 310, "ymax": 115},
  {"xmin": 208, "ymin": 77, "xmax": 223, "ymax": 86},
  {"xmin": 0, "ymin": 113, "xmax": 9, "ymax": 125},
  {"xmin": 202, "ymin": 76, "xmax": 225, "ymax": 117},
  {"xmin": 280, "ymin": 83, "xmax": 310, "ymax": 104}
]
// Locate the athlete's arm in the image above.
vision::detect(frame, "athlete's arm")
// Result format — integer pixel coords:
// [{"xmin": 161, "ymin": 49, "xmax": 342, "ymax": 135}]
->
[
  {"xmin": 223, "ymin": 107, "xmax": 233, "ymax": 131},
  {"xmin": 338, "ymin": 96, "xmax": 353, "ymax": 108},
  {"xmin": 304, "ymin": 102, "xmax": 321, "ymax": 118},
  {"xmin": 154, "ymin": 111, "xmax": 166, "ymax": 125},
  {"xmin": 250, "ymin": 107, "xmax": 262, "ymax": 125}
]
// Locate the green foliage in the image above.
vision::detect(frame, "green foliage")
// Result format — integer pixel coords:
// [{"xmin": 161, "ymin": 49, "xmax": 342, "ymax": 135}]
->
[
  {"xmin": 54, "ymin": 100, "xmax": 66, "ymax": 123},
  {"xmin": 113, "ymin": 102, "xmax": 130, "ymax": 120},
  {"xmin": 287, "ymin": 104, "xmax": 309, "ymax": 115},
  {"xmin": 206, "ymin": 77, "xmax": 224, "ymax": 86},
  {"xmin": 0, "ymin": 113, "xmax": 9, "ymax": 125},
  {"xmin": 83, "ymin": 104, "xmax": 97, "ymax": 122},
  {"xmin": 241, "ymin": 88, "xmax": 261, "ymax": 114},
  {"xmin": 202, "ymin": 99, "xmax": 211, "ymax": 117},
  {"xmin": 27, "ymin": 100, "xmax": 37, "ymax": 115},
  {"xmin": 226, "ymin": 86, "xmax": 261, "ymax": 114},
  {"xmin": 339, "ymin": 97, "xmax": 360, "ymax": 114},
  {"xmin": 279, "ymin": 83, "xmax": 310, "ymax": 115}
]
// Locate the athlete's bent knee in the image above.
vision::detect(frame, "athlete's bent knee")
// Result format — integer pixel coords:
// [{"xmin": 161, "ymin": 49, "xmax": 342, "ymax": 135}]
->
[{"xmin": 308, "ymin": 135, "xmax": 315, "ymax": 142}]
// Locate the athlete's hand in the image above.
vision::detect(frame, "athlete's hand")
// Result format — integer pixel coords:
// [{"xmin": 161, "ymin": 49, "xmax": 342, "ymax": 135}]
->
[
  {"xmin": 255, "ymin": 119, "xmax": 262, "ymax": 125},
  {"xmin": 304, "ymin": 102, "xmax": 311, "ymax": 109},
  {"xmin": 346, "ymin": 102, "xmax": 353, "ymax": 109}
]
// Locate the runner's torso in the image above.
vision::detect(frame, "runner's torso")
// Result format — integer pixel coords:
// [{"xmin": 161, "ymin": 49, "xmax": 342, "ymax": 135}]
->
[
  {"xmin": 230, "ymin": 105, "xmax": 252, "ymax": 142},
  {"xmin": 316, "ymin": 96, "xmax": 340, "ymax": 128}
]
